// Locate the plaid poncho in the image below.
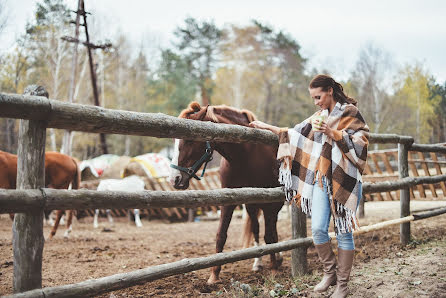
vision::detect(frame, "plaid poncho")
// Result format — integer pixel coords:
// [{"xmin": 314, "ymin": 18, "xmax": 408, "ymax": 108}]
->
[{"xmin": 277, "ymin": 102, "xmax": 369, "ymax": 234}]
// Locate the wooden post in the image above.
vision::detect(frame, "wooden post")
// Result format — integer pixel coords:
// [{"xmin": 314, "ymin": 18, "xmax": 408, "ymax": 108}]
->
[
  {"xmin": 13, "ymin": 85, "xmax": 47, "ymax": 292},
  {"xmin": 398, "ymin": 143, "xmax": 410, "ymax": 245},
  {"xmin": 188, "ymin": 208, "xmax": 195, "ymax": 222},
  {"xmin": 358, "ymin": 196, "xmax": 365, "ymax": 218},
  {"xmin": 290, "ymin": 204, "xmax": 307, "ymax": 275}
]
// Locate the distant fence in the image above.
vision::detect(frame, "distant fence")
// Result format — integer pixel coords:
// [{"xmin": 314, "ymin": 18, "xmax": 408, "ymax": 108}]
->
[
  {"xmin": 364, "ymin": 146, "xmax": 446, "ymax": 201},
  {"xmin": 1, "ymin": 87, "xmax": 446, "ymax": 297},
  {"xmin": 79, "ymin": 168, "xmax": 223, "ymax": 221}
]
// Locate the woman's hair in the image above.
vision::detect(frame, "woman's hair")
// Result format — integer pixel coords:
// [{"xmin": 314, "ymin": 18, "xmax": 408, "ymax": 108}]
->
[{"xmin": 309, "ymin": 74, "xmax": 357, "ymax": 106}]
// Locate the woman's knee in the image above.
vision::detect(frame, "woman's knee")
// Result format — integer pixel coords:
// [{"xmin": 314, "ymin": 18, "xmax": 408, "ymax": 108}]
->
[
  {"xmin": 336, "ymin": 232, "xmax": 355, "ymax": 250},
  {"xmin": 312, "ymin": 227, "xmax": 330, "ymax": 244}
]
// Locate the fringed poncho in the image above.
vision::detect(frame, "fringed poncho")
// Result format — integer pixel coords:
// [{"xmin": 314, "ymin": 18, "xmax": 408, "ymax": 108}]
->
[{"xmin": 277, "ymin": 102, "xmax": 369, "ymax": 234}]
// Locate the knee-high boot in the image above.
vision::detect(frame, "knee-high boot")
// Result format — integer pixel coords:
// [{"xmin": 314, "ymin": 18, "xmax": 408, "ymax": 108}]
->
[
  {"xmin": 314, "ymin": 241, "xmax": 337, "ymax": 292},
  {"xmin": 331, "ymin": 248, "xmax": 355, "ymax": 298}
]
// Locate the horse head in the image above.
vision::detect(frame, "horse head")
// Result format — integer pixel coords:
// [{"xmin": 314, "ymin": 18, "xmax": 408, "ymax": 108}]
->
[{"xmin": 169, "ymin": 101, "xmax": 256, "ymax": 189}]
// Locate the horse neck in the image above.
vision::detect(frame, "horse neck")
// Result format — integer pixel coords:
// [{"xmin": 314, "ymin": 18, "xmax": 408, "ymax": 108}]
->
[{"xmin": 213, "ymin": 142, "xmax": 248, "ymax": 163}]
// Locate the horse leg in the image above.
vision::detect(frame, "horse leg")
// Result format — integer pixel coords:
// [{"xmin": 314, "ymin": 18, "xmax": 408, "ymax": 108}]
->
[
  {"xmin": 106, "ymin": 209, "xmax": 114, "ymax": 226},
  {"xmin": 208, "ymin": 205, "xmax": 236, "ymax": 285},
  {"xmin": 134, "ymin": 209, "xmax": 143, "ymax": 227},
  {"xmin": 44, "ymin": 210, "xmax": 54, "ymax": 226},
  {"xmin": 93, "ymin": 209, "xmax": 100, "ymax": 228},
  {"xmin": 263, "ymin": 209, "xmax": 281, "ymax": 271},
  {"xmin": 246, "ymin": 206, "xmax": 263, "ymax": 271},
  {"xmin": 48, "ymin": 210, "xmax": 63, "ymax": 239},
  {"xmin": 63, "ymin": 210, "xmax": 73, "ymax": 238}
]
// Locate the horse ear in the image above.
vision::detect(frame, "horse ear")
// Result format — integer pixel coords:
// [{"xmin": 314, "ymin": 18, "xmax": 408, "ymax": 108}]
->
[
  {"xmin": 194, "ymin": 105, "xmax": 209, "ymax": 121},
  {"xmin": 242, "ymin": 110, "xmax": 257, "ymax": 122},
  {"xmin": 189, "ymin": 102, "xmax": 201, "ymax": 112}
]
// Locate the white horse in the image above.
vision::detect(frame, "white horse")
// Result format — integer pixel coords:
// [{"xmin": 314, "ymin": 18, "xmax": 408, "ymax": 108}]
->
[{"xmin": 93, "ymin": 175, "xmax": 145, "ymax": 228}]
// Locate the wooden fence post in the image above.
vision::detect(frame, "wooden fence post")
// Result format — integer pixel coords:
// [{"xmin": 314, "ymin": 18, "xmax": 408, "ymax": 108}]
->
[
  {"xmin": 398, "ymin": 143, "xmax": 410, "ymax": 245},
  {"xmin": 291, "ymin": 204, "xmax": 307, "ymax": 275},
  {"xmin": 13, "ymin": 85, "xmax": 47, "ymax": 292},
  {"xmin": 358, "ymin": 197, "xmax": 365, "ymax": 218}
]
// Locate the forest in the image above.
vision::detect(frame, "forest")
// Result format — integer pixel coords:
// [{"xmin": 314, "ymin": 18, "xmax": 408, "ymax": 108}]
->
[{"xmin": 1, "ymin": 0, "xmax": 445, "ymax": 160}]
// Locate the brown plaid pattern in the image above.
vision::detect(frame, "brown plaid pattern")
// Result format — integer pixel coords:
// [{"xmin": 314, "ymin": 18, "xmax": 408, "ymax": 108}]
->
[{"xmin": 278, "ymin": 102, "xmax": 369, "ymax": 233}]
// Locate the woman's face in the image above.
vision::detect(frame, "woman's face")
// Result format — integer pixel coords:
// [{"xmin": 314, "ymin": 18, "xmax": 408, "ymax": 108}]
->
[{"xmin": 309, "ymin": 87, "xmax": 336, "ymax": 111}]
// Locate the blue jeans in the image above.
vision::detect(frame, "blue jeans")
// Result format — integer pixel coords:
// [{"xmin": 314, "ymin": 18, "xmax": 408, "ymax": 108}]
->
[{"xmin": 311, "ymin": 177, "xmax": 362, "ymax": 250}]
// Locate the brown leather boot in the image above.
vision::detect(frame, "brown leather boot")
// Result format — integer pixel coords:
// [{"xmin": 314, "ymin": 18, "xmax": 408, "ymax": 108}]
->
[
  {"xmin": 314, "ymin": 241, "xmax": 337, "ymax": 293},
  {"xmin": 331, "ymin": 248, "xmax": 355, "ymax": 298}
]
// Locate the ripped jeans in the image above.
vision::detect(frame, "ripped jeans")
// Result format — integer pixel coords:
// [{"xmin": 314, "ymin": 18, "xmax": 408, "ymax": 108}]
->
[{"xmin": 311, "ymin": 177, "xmax": 362, "ymax": 250}]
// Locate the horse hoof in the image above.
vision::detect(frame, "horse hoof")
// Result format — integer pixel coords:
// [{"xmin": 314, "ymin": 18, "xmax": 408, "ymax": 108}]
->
[
  {"xmin": 252, "ymin": 265, "xmax": 263, "ymax": 272},
  {"xmin": 207, "ymin": 275, "xmax": 220, "ymax": 285}
]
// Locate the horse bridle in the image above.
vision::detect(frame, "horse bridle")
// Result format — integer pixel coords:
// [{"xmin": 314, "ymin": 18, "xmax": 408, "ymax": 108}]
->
[{"xmin": 170, "ymin": 141, "xmax": 214, "ymax": 180}]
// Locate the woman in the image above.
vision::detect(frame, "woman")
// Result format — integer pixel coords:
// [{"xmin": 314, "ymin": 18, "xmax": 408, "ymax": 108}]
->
[{"xmin": 250, "ymin": 74, "xmax": 369, "ymax": 298}]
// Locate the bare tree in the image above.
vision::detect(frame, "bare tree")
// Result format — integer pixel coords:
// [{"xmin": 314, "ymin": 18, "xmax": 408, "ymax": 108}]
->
[
  {"xmin": 351, "ymin": 43, "xmax": 395, "ymax": 149},
  {"xmin": 0, "ymin": 0, "xmax": 8, "ymax": 37}
]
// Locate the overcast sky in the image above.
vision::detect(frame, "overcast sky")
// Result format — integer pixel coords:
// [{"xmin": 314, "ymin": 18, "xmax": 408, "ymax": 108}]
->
[{"xmin": 2, "ymin": 0, "xmax": 446, "ymax": 82}]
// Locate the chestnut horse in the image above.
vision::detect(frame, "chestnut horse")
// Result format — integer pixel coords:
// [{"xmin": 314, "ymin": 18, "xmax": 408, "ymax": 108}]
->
[
  {"xmin": 169, "ymin": 102, "xmax": 284, "ymax": 284},
  {"xmin": 0, "ymin": 150, "xmax": 81, "ymax": 239}
]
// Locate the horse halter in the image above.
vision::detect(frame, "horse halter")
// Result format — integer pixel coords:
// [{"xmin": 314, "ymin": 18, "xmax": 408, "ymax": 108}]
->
[{"xmin": 170, "ymin": 141, "xmax": 214, "ymax": 180}]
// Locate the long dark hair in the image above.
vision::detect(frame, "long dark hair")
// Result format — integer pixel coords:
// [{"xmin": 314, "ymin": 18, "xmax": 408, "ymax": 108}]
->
[{"xmin": 309, "ymin": 74, "xmax": 357, "ymax": 106}]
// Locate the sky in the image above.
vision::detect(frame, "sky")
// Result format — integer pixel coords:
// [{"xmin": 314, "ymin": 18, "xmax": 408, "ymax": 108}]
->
[{"xmin": 1, "ymin": 0, "xmax": 446, "ymax": 83}]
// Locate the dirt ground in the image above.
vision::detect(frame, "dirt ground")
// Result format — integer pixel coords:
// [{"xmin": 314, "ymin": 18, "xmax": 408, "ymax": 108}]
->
[{"xmin": 1, "ymin": 200, "xmax": 446, "ymax": 297}]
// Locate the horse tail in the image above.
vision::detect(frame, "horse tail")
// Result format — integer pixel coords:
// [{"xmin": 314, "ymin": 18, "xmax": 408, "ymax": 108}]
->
[
  {"xmin": 241, "ymin": 207, "xmax": 261, "ymax": 248},
  {"xmin": 71, "ymin": 157, "xmax": 81, "ymax": 190}
]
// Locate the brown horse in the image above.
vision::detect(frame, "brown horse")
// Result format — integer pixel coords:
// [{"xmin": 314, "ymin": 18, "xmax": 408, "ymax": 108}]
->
[
  {"xmin": 169, "ymin": 102, "xmax": 284, "ymax": 284},
  {"xmin": 0, "ymin": 150, "xmax": 81, "ymax": 239}
]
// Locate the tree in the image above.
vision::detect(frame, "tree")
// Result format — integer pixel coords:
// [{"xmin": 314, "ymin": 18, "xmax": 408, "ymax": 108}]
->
[
  {"xmin": 173, "ymin": 17, "xmax": 222, "ymax": 106},
  {"xmin": 148, "ymin": 49, "xmax": 198, "ymax": 115},
  {"xmin": 25, "ymin": 0, "xmax": 72, "ymax": 151},
  {"xmin": 393, "ymin": 63, "xmax": 439, "ymax": 143},
  {"xmin": 215, "ymin": 21, "xmax": 308, "ymax": 127},
  {"xmin": 0, "ymin": 0, "xmax": 8, "ymax": 38},
  {"xmin": 427, "ymin": 80, "xmax": 446, "ymax": 143},
  {"xmin": 0, "ymin": 37, "xmax": 32, "ymax": 153},
  {"xmin": 350, "ymin": 43, "xmax": 395, "ymax": 148}
]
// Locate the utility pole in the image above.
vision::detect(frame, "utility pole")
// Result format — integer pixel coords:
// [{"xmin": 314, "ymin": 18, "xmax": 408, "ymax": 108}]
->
[
  {"xmin": 61, "ymin": 0, "xmax": 81, "ymax": 156},
  {"xmin": 61, "ymin": 0, "xmax": 112, "ymax": 155}
]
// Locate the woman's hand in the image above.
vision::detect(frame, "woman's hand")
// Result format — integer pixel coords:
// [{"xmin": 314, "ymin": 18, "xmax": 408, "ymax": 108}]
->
[
  {"xmin": 318, "ymin": 121, "xmax": 335, "ymax": 139},
  {"xmin": 249, "ymin": 120, "xmax": 269, "ymax": 130},
  {"xmin": 249, "ymin": 121, "xmax": 281, "ymax": 135}
]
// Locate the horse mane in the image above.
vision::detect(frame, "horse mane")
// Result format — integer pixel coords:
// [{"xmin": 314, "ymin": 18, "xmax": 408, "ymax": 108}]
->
[{"xmin": 179, "ymin": 101, "xmax": 257, "ymax": 126}]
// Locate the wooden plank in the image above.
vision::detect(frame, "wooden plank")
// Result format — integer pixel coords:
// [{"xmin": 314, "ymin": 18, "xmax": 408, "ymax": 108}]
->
[
  {"xmin": 0, "ymin": 92, "xmax": 279, "ymax": 146},
  {"xmin": 3, "ymin": 175, "xmax": 446, "ymax": 213},
  {"xmin": 418, "ymin": 152, "xmax": 437, "ymax": 197},
  {"xmin": 13, "ymin": 86, "xmax": 47, "ymax": 292},
  {"xmin": 370, "ymin": 153, "xmax": 383, "ymax": 174},
  {"xmin": 363, "ymin": 162, "xmax": 373, "ymax": 175},
  {"xmin": 291, "ymin": 204, "xmax": 307, "ymax": 276},
  {"xmin": 408, "ymin": 151, "xmax": 426, "ymax": 198},
  {"xmin": 381, "ymin": 152, "xmax": 396, "ymax": 173},
  {"xmin": 430, "ymin": 152, "xmax": 446, "ymax": 195},
  {"xmin": 8, "ymin": 237, "xmax": 313, "ymax": 298},
  {"xmin": 156, "ymin": 179, "xmax": 183, "ymax": 219},
  {"xmin": 398, "ymin": 143, "xmax": 411, "ymax": 246}
]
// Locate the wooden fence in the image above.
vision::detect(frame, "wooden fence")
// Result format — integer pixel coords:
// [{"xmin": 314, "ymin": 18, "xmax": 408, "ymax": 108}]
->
[
  {"xmin": 1, "ymin": 86, "xmax": 446, "ymax": 297},
  {"xmin": 79, "ymin": 169, "xmax": 223, "ymax": 221},
  {"xmin": 364, "ymin": 147, "xmax": 446, "ymax": 202},
  {"xmin": 79, "ymin": 147, "xmax": 446, "ymax": 221}
]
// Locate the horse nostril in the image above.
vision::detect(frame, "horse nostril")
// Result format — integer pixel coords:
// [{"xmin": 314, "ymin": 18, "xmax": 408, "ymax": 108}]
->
[{"xmin": 175, "ymin": 176, "xmax": 181, "ymax": 185}]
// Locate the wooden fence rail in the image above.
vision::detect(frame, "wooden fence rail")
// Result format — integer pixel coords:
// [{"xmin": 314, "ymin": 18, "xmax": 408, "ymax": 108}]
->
[
  {"xmin": 1, "ymin": 88, "xmax": 446, "ymax": 295},
  {"xmin": 7, "ymin": 206, "xmax": 446, "ymax": 298},
  {"xmin": 1, "ymin": 174, "xmax": 446, "ymax": 214}
]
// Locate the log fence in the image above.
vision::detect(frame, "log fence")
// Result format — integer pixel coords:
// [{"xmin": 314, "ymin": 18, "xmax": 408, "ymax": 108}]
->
[{"xmin": 1, "ymin": 87, "xmax": 446, "ymax": 296}]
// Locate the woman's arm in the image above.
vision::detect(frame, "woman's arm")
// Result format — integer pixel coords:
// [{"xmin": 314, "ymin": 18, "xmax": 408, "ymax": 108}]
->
[{"xmin": 249, "ymin": 120, "xmax": 282, "ymax": 135}]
